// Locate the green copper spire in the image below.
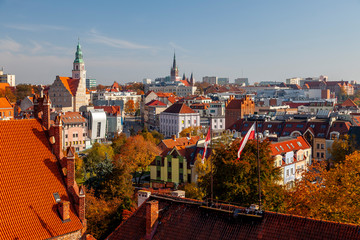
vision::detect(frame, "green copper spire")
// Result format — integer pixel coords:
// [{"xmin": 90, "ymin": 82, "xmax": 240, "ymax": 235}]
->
[{"xmin": 74, "ymin": 41, "xmax": 84, "ymax": 64}]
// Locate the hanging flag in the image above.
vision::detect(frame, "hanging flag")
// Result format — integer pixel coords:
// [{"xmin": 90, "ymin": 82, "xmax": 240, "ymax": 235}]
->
[
  {"xmin": 237, "ymin": 123, "xmax": 256, "ymax": 160},
  {"xmin": 202, "ymin": 126, "xmax": 211, "ymax": 163}
]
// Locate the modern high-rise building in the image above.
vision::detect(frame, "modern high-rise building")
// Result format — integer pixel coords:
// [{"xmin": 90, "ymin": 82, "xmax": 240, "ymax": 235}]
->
[
  {"xmin": 86, "ymin": 78, "xmax": 97, "ymax": 89},
  {"xmin": 0, "ymin": 68, "xmax": 15, "ymax": 86},
  {"xmin": 218, "ymin": 77, "xmax": 229, "ymax": 85},
  {"xmin": 203, "ymin": 76, "xmax": 218, "ymax": 85},
  {"xmin": 234, "ymin": 78, "xmax": 249, "ymax": 86}
]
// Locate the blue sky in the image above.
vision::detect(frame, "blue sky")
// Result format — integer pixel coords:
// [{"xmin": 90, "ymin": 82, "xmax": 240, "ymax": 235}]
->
[{"xmin": 1, "ymin": 0, "xmax": 360, "ymax": 85}]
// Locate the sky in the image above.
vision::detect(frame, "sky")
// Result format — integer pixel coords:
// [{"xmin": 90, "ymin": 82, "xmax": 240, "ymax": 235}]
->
[{"xmin": 1, "ymin": 0, "xmax": 360, "ymax": 85}]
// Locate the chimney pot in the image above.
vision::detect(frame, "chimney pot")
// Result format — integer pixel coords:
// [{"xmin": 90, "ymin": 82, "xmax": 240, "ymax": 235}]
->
[{"xmin": 171, "ymin": 135, "xmax": 176, "ymax": 141}]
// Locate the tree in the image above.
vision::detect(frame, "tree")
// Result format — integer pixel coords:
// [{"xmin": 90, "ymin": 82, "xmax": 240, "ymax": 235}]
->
[
  {"xmin": 96, "ymin": 84, "xmax": 106, "ymax": 91},
  {"xmin": 118, "ymin": 135, "xmax": 160, "ymax": 184},
  {"xmin": 124, "ymin": 99, "xmax": 135, "ymax": 115},
  {"xmin": 0, "ymin": 88, "xmax": 16, "ymax": 103},
  {"xmin": 111, "ymin": 133, "xmax": 128, "ymax": 155},
  {"xmin": 328, "ymin": 134, "xmax": 356, "ymax": 165},
  {"xmin": 284, "ymin": 151, "xmax": 360, "ymax": 224},
  {"xmin": 179, "ymin": 126, "xmax": 203, "ymax": 138},
  {"xmin": 151, "ymin": 130, "xmax": 164, "ymax": 145},
  {"xmin": 198, "ymin": 139, "xmax": 284, "ymax": 211},
  {"xmin": 15, "ymin": 84, "xmax": 35, "ymax": 101}
]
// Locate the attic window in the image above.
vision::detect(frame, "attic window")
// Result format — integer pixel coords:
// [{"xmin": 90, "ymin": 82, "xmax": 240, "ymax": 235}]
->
[
  {"xmin": 297, "ymin": 141, "xmax": 302, "ymax": 147},
  {"xmin": 53, "ymin": 192, "xmax": 61, "ymax": 203},
  {"xmin": 286, "ymin": 144, "xmax": 290, "ymax": 149},
  {"xmin": 280, "ymin": 146, "xmax": 284, "ymax": 151},
  {"xmin": 290, "ymin": 143, "xmax": 295, "ymax": 148},
  {"xmin": 275, "ymin": 146, "xmax": 279, "ymax": 152}
]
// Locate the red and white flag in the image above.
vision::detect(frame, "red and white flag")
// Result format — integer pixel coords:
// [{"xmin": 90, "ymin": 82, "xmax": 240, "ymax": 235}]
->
[
  {"xmin": 237, "ymin": 123, "xmax": 256, "ymax": 160},
  {"xmin": 202, "ymin": 126, "xmax": 211, "ymax": 163}
]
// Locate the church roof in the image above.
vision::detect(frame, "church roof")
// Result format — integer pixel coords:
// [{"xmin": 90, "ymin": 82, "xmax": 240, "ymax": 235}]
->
[
  {"xmin": 0, "ymin": 119, "xmax": 84, "ymax": 239},
  {"xmin": 58, "ymin": 76, "xmax": 80, "ymax": 96},
  {"xmin": 74, "ymin": 42, "xmax": 84, "ymax": 64}
]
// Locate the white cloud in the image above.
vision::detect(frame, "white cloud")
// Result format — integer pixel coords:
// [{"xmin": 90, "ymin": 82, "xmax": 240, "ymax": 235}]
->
[
  {"xmin": 0, "ymin": 37, "xmax": 21, "ymax": 52},
  {"xmin": 89, "ymin": 29, "xmax": 151, "ymax": 50},
  {"xmin": 4, "ymin": 23, "xmax": 68, "ymax": 32}
]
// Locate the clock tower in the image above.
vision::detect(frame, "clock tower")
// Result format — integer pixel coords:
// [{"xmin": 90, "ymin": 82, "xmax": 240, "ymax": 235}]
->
[{"xmin": 72, "ymin": 42, "xmax": 87, "ymax": 111}]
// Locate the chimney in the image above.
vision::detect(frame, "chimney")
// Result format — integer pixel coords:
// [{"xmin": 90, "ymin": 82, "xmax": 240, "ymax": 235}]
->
[
  {"xmin": 78, "ymin": 185, "xmax": 86, "ymax": 224},
  {"xmin": 42, "ymin": 95, "xmax": 50, "ymax": 130},
  {"xmin": 171, "ymin": 135, "xmax": 176, "ymax": 141},
  {"xmin": 33, "ymin": 95, "xmax": 39, "ymax": 119},
  {"xmin": 186, "ymin": 132, "xmax": 191, "ymax": 138},
  {"xmin": 138, "ymin": 190, "xmax": 151, "ymax": 207},
  {"xmin": 53, "ymin": 114, "xmax": 63, "ymax": 160},
  {"xmin": 146, "ymin": 200, "xmax": 159, "ymax": 240},
  {"xmin": 58, "ymin": 200, "xmax": 70, "ymax": 222},
  {"xmin": 66, "ymin": 147, "xmax": 75, "ymax": 190}
]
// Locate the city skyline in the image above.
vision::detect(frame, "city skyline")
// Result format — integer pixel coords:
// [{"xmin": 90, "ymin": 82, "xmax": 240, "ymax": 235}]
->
[{"xmin": 1, "ymin": 0, "xmax": 360, "ymax": 85}]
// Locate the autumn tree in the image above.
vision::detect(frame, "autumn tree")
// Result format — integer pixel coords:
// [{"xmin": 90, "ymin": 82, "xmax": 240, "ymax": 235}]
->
[
  {"xmin": 198, "ymin": 139, "xmax": 284, "ymax": 211},
  {"xmin": 285, "ymin": 151, "xmax": 360, "ymax": 224},
  {"xmin": 0, "ymin": 88, "xmax": 16, "ymax": 103},
  {"xmin": 125, "ymin": 99, "xmax": 135, "ymax": 115},
  {"xmin": 118, "ymin": 135, "xmax": 160, "ymax": 184},
  {"xmin": 328, "ymin": 134, "xmax": 356, "ymax": 165},
  {"xmin": 111, "ymin": 133, "xmax": 128, "ymax": 155},
  {"xmin": 179, "ymin": 126, "xmax": 203, "ymax": 138}
]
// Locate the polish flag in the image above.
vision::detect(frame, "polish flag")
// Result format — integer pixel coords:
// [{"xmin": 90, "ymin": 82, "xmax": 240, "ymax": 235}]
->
[
  {"xmin": 202, "ymin": 126, "xmax": 211, "ymax": 163},
  {"xmin": 237, "ymin": 123, "xmax": 256, "ymax": 160}
]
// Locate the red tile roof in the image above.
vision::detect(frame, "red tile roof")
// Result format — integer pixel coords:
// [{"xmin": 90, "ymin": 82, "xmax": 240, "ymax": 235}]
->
[
  {"xmin": 94, "ymin": 106, "xmax": 122, "ymax": 115},
  {"xmin": 107, "ymin": 194, "xmax": 360, "ymax": 240},
  {"xmin": 0, "ymin": 119, "xmax": 83, "ymax": 239},
  {"xmin": 146, "ymin": 100, "xmax": 167, "ymax": 107},
  {"xmin": 60, "ymin": 112, "xmax": 87, "ymax": 124},
  {"xmin": 59, "ymin": 76, "xmax": 80, "ymax": 96},
  {"xmin": 159, "ymin": 136, "xmax": 200, "ymax": 154},
  {"xmin": 163, "ymin": 102, "xmax": 196, "ymax": 114},
  {"xmin": 0, "ymin": 82, "xmax": 10, "ymax": 91},
  {"xmin": 0, "ymin": 97, "xmax": 12, "ymax": 109},
  {"xmin": 270, "ymin": 136, "xmax": 311, "ymax": 156},
  {"xmin": 340, "ymin": 98, "xmax": 358, "ymax": 107}
]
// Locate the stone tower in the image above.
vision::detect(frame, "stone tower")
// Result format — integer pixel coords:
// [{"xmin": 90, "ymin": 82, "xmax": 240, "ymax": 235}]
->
[{"xmin": 72, "ymin": 42, "xmax": 87, "ymax": 112}]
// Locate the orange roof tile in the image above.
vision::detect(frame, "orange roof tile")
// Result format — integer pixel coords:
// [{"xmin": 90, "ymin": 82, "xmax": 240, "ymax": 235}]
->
[
  {"xmin": 270, "ymin": 136, "xmax": 311, "ymax": 156},
  {"xmin": 58, "ymin": 76, "xmax": 80, "ymax": 96},
  {"xmin": 0, "ymin": 82, "xmax": 10, "ymax": 91},
  {"xmin": 160, "ymin": 136, "xmax": 200, "ymax": 150},
  {"xmin": 0, "ymin": 97, "xmax": 12, "ymax": 109},
  {"xmin": 60, "ymin": 112, "xmax": 87, "ymax": 124},
  {"xmin": 0, "ymin": 119, "xmax": 84, "ymax": 239}
]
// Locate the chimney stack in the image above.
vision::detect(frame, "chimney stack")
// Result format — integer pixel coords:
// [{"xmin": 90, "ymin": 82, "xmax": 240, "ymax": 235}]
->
[
  {"xmin": 53, "ymin": 114, "xmax": 63, "ymax": 160},
  {"xmin": 66, "ymin": 147, "xmax": 75, "ymax": 190},
  {"xmin": 42, "ymin": 94, "xmax": 50, "ymax": 130},
  {"xmin": 171, "ymin": 135, "xmax": 176, "ymax": 141},
  {"xmin": 78, "ymin": 185, "xmax": 86, "ymax": 223},
  {"xmin": 146, "ymin": 200, "xmax": 158, "ymax": 240},
  {"xmin": 58, "ymin": 200, "xmax": 70, "ymax": 222}
]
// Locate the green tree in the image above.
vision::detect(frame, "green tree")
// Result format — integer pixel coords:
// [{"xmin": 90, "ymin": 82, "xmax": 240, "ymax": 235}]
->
[
  {"xmin": 328, "ymin": 134, "xmax": 356, "ymax": 165},
  {"xmin": 179, "ymin": 126, "xmax": 203, "ymax": 138},
  {"xmin": 198, "ymin": 139, "xmax": 284, "ymax": 211}
]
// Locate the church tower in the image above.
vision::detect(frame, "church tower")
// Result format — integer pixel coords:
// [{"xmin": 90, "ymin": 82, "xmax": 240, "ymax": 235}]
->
[
  {"xmin": 72, "ymin": 42, "xmax": 87, "ymax": 111},
  {"xmin": 170, "ymin": 53, "xmax": 179, "ymax": 81}
]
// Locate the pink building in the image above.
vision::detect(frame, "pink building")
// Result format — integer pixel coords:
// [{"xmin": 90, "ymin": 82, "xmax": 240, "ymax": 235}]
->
[{"xmin": 61, "ymin": 112, "xmax": 89, "ymax": 152}]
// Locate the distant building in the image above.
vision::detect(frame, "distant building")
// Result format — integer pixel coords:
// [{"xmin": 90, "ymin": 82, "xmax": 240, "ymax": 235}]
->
[
  {"xmin": 0, "ymin": 97, "xmax": 13, "ymax": 120},
  {"xmin": 61, "ymin": 112, "xmax": 90, "ymax": 152},
  {"xmin": 88, "ymin": 109, "xmax": 107, "ymax": 143},
  {"xmin": 218, "ymin": 77, "xmax": 229, "ymax": 85},
  {"xmin": 48, "ymin": 42, "xmax": 87, "ymax": 112},
  {"xmin": 143, "ymin": 78, "xmax": 152, "ymax": 84},
  {"xmin": 94, "ymin": 106, "xmax": 123, "ymax": 139},
  {"xmin": 160, "ymin": 102, "xmax": 200, "ymax": 138},
  {"xmin": 286, "ymin": 77, "xmax": 303, "ymax": 85},
  {"xmin": 234, "ymin": 77, "xmax": 249, "ymax": 86},
  {"xmin": 203, "ymin": 76, "xmax": 218, "ymax": 85},
  {"xmin": 86, "ymin": 78, "xmax": 96, "ymax": 89},
  {"xmin": 225, "ymin": 95, "xmax": 255, "ymax": 129},
  {"xmin": 0, "ymin": 68, "xmax": 15, "ymax": 86}
]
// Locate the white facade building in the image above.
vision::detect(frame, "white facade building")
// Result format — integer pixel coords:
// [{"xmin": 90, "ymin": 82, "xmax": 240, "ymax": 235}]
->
[
  {"xmin": 88, "ymin": 109, "xmax": 107, "ymax": 143},
  {"xmin": 160, "ymin": 103, "xmax": 200, "ymax": 138},
  {"xmin": 0, "ymin": 69, "xmax": 15, "ymax": 86}
]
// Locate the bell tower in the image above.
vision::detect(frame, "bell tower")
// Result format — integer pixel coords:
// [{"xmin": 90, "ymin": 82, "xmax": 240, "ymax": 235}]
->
[
  {"xmin": 72, "ymin": 41, "xmax": 87, "ymax": 111},
  {"xmin": 170, "ymin": 52, "xmax": 178, "ymax": 81}
]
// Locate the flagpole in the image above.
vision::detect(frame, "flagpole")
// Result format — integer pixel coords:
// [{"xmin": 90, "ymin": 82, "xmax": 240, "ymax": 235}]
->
[
  {"xmin": 256, "ymin": 117, "xmax": 262, "ymax": 210},
  {"xmin": 210, "ymin": 119, "xmax": 213, "ymax": 204}
]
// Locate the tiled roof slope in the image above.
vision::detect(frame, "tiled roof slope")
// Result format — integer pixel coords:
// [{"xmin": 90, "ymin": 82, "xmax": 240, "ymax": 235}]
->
[
  {"xmin": 0, "ymin": 119, "xmax": 83, "ymax": 239},
  {"xmin": 0, "ymin": 97, "xmax": 12, "ymax": 108},
  {"xmin": 59, "ymin": 76, "xmax": 80, "ymax": 96},
  {"xmin": 107, "ymin": 195, "xmax": 360, "ymax": 240},
  {"xmin": 270, "ymin": 136, "xmax": 310, "ymax": 155},
  {"xmin": 146, "ymin": 100, "xmax": 167, "ymax": 107},
  {"xmin": 61, "ymin": 112, "xmax": 87, "ymax": 124},
  {"xmin": 163, "ymin": 102, "xmax": 196, "ymax": 114}
]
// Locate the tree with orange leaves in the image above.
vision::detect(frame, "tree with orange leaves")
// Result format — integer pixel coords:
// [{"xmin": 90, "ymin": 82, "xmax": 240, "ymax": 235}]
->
[
  {"xmin": 285, "ymin": 151, "xmax": 360, "ymax": 224},
  {"xmin": 117, "ymin": 135, "xmax": 160, "ymax": 184},
  {"xmin": 124, "ymin": 99, "xmax": 135, "ymax": 115}
]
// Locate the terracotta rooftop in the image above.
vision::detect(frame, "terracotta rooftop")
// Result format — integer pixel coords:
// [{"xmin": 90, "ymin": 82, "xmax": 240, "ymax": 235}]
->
[
  {"xmin": 60, "ymin": 112, "xmax": 87, "ymax": 124},
  {"xmin": 107, "ymin": 194, "xmax": 360, "ymax": 240},
  {"xmin": 163, "ymin": 102, "xmax": 196, "ymax": 114},
  {"xmin": 270, "ymin": 136, "xmax": 311, "ymax": 156},
  {"xmin": 340, "ymin": 98, "xmax": 358, "ymax": 107},
  {"xmin": 0, "ymin": 97, "xmax": 12, "ymax": 109},
  {"xmin": 0, "ymin": 82, "xmax": 10, "ymax": 91},
  {"xmin": 94, "ymin": 106, "xmax": 122, "ymax": 115},
  {"xmin": 58, "ymin": 76, "xmax": 80, "ymax": 96},
  {"xmin": 146, "ymin": 100, "xmax": 167, "ymax": 107},
  {"xmin": 159, "ymin": 136, "xmax": 200, "ymax": 151},
  {"xmin": 0, "ymin": 119, "xmax": 83, "ymax": 239}
]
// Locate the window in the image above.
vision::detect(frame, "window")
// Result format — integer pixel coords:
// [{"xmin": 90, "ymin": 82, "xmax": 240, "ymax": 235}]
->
[
  {"xmin": 97, "ymin": 122, "xmax": 101, "ymax": 137},
  {"xmin": 321, "ymin": 153, "xmax": 324, "ymax": 158},
  {"xmin": 65, "ymin": 134, "xmax": 68, "ymax": 138},
  {"xmin": 168, "ymin": 161, "xmax": 171, "ymax": 167},
  {"xmin": 168, "ymin": 172, "xmax": 172, "ymax": 179},
  {"xmin": 157, "ymin": 170, "xmax": 160, "ymax": 178},
  {"xmin": 317, "ymin": 144, "xmax": 320, "ymax": 149},
  {"xmin": 286, "ymin": 124, "xmax": 292, "ymax": 128},
  {"xmin": 9, "ymin": 111, "xmax": 11, "ymax": 116},
  {"xmin": 297, "ymin": 141, "xmax": 302, "ymax": 147},
  {"xmin": 297, "ymin": 124, "xmax": 304, "ymax": 128},
  {"xmin": 280, "ymin": 146, "xmax": 284, "ymax": 150},
  {"xmin": 179, "ymin": 162, "xmax": 183, "ymax": 169},
  {"xmin": 286, "ymin": 169, "xmax": 289, "ymax": 177},
  {"xmin": 317, "ymin": 152, "xmax": 320, "ymax": 158},
  {"xmin": 321, "ymin": 144, "xmax": 324, "ymax": 149}
]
